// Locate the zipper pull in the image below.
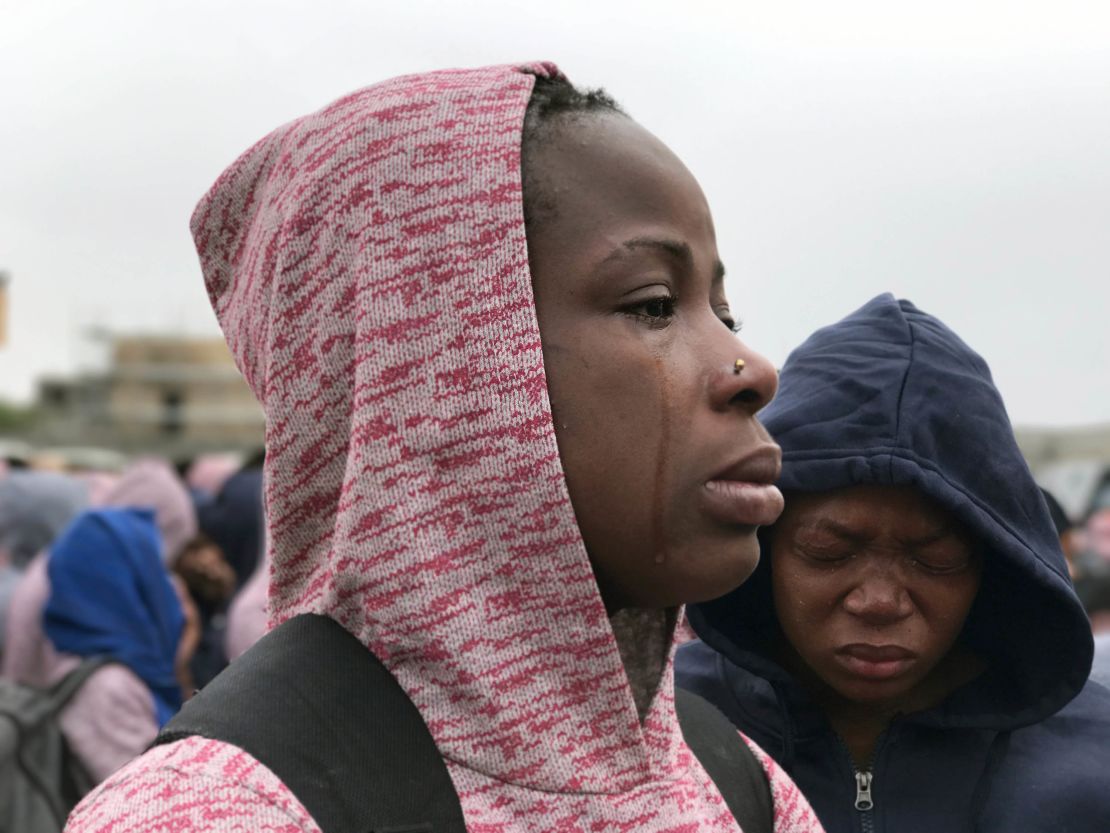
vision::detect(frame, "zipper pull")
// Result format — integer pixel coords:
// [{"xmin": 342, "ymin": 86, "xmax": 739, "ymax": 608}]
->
[{"xmin": 854, "ymin": 771, "xmax": 874, "ymax": 811}]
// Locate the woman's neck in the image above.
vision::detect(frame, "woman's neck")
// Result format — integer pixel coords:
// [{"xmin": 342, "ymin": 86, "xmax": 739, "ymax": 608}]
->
[
  {"xmin": 609, "ymin": 607, "xmax": 676, "ymax": 722},
  {"xmin": 823, "ymin": 700, "xmax": 897, "ymax": 768}
]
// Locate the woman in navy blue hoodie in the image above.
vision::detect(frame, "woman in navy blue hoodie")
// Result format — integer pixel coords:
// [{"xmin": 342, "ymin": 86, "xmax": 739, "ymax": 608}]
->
[{"xmin": 677, "ymin": 294, "xmax": 1110, "ymax": 832}]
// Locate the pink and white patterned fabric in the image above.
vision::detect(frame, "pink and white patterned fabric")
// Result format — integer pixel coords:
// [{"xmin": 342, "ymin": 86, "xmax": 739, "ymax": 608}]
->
[{"xmin": 66, "ymin": 62, "xmax": 823, "ymax": 833}]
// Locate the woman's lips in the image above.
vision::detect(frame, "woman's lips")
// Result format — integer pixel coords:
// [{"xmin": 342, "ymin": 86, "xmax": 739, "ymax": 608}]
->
[
  {"xmin": 702, "ymin": 479, "xmax": 785, "ymax": 527},
  {"xmin": 835, "ymin": 644, "xmax": 917, "ymax": 680},
  {"xmin": 702, "ymin": 444, "xmax": 783, "ymax": 527}
]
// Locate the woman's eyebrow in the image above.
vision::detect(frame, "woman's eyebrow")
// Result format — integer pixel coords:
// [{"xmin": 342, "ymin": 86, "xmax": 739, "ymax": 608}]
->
[
  {"xmin": 897, "ymin": 527, "xmax": 962, "ymax": 547},
  {"xmin": 806, "ymin": 517, "xmax": 961, "ymax": 548},
  {"xmin": 602, "ymin": 236, "xmax": 727, "ymax": 281},
  {"xmin": 805, "ymin": 517, "xmax": 872, "ymax": 543}
]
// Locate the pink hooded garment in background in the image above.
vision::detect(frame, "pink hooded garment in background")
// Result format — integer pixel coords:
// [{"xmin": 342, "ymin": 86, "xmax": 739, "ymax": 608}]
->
[
  {"xmin": 224, "ymin": 545, "xmax": 268, "ymax": 662},
  {"xmin": 101, "ymin": 458, "xmax": 198, "ymax": 561},
  {"xmin": 66, "ymin": 63, "xmax": 823, "ymax": 833}
]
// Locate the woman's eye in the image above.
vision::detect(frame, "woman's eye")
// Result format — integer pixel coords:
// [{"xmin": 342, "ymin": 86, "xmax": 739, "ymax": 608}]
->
[
  {"xmin": 797, "ymin": 544, "xmax": 852, "ymax": 565},
  {"xmin": 715, "ymin": 307, "xmax": 741, "ymax": 333},
  {"xmin": 909, "ymin": 544, "xmax": 974, "ymax": 575},
  {"xmin": 624, "ymin": 295, "xmax": 677, "ymax": 326},
  {"xmin": 910, "ymin": 557, "xmax": 972, "ymax": 576}
]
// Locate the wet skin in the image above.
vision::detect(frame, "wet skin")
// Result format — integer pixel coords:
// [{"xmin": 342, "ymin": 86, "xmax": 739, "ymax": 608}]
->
[
  {"xmin": 771, "ymin": 485, "xmax": 983, "ymax": 757},
  {"xmin": 526, "ymin": 112, "xmax": 783, "ymax": 612}
]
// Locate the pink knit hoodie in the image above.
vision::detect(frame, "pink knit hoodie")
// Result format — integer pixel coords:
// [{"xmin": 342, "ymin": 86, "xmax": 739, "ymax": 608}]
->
[{"xmin": 65, "ymin": 63, "xmax": 823, "ymax": 833}]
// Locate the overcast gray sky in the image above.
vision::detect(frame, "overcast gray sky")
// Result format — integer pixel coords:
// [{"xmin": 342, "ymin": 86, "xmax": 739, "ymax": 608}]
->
[{"xmin": 2, "ymin": 0, "xmax": 1108, "ymax": 427}]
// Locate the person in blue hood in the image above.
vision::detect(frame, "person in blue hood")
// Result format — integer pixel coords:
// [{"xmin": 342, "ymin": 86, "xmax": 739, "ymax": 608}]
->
[
  {"xmin": 677, "ymin": 294, "xmax": 1110, "ymax": 832},
  {"xmin": 45, "ymin": 508, "xmax": 185, "ymax": 726}
]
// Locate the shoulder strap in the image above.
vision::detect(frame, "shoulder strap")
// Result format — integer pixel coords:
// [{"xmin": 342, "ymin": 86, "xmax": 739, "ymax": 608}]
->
[
  {"xmin": 48, "ymin": 657, "xmax": 116, "ymax": 712},
  {"xmin": 675, "ymin": 687, "xmax": 774, "ymax": 833},
  {"xmin": 0, "ymin": 656, "xmax": 117, "ymax": 731},
  {"xmin": 154, "ymin": 613, "xmax": 466, "ymax": 833},
  {"xmin": 0, "ymin": 657, "xmax": 114, "ymax": 828}
]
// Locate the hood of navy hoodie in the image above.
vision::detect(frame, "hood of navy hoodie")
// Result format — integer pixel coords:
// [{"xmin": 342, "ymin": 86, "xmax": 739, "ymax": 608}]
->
[{"xmin": 688, "ymin": 293, "xmax": 1093, "ymax": 734}]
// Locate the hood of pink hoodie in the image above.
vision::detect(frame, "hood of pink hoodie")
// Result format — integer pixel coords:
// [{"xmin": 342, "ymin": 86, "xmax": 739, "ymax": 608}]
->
[{"xmin": 192, "ymin": 62, "xmax": 691, "ymax": 796}]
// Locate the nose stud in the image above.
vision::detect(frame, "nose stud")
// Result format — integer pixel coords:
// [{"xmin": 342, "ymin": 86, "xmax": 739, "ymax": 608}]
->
[{"xmin": 733, "ymin": 358, "xmax": 746, "ymax": 375}]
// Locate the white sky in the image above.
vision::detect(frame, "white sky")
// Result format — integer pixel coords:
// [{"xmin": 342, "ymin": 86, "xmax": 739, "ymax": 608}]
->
[{"xmin": 2, "ymin": 0, "xmax": 1108, "ymax": 426}]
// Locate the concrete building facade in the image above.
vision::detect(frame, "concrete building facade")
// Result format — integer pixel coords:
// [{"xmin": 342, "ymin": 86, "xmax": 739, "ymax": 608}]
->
[{"xmin": 35, "ymin": 333, "xmax": 264, "ymax": 456}]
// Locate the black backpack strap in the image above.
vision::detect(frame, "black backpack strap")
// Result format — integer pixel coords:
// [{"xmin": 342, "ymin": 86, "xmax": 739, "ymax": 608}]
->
[
  {"xmin": 676, "ymin": 687, "xmax": 774, "ymax": 833},
  {"xmin": 154, "ymin": 613, "xmax": 466, "ymax": 833}
]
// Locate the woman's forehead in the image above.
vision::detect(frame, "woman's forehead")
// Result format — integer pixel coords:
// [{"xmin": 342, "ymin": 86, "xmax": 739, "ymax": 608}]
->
[
  {"xmin": 523, "ymin": 113, "xmax": 716, "ymax": 272},
  {"xmin": 782, "ymin": 485, "xmax": 969, "ymax": 543}
]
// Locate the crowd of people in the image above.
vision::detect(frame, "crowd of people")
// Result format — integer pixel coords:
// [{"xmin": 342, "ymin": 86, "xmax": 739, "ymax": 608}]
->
[
  {"xmin": 1, "ymin": 61, "xmax": 1108, "ymax": 832},
  {"xmin": 0, "ymin": 454, "xmax": 268, "ymax": 785}
]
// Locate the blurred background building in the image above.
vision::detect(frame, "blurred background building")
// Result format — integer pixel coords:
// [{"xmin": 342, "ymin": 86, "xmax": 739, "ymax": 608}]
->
[{"xmin": 26, "ymin": 333, "xmax": 263, "ymax": 460}]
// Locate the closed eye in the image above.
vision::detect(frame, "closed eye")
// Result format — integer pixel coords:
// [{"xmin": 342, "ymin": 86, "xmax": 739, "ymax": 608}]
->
[
  {"xmin": 910, "ymin": 556, "xmax": 974, "ymax": 576},
  {"xmin": 797, "ymin": 545, "xmax": 854, "ymax": 565}
]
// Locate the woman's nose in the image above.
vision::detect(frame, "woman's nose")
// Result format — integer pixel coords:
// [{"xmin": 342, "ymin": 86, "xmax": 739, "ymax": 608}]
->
[
  {"xmin": 709, "ymin": 338, "xmax": 778, "ymax": 414},
  {"xmin": 843, "ymin": 570, "xmax": 913, "ymax": 625}
]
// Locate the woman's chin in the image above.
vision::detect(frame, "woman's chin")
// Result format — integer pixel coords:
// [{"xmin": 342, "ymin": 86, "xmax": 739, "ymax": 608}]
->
[
  {"xmin": 596, "ymin": 531, "xmax": 762, "ymax": 611},
  {"xmin": 663, "ymin": 538, "xmax": 762, "ymax": 607}
]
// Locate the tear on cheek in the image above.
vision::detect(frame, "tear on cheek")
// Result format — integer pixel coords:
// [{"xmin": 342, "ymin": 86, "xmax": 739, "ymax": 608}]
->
[{"xmin": 650, "ymin": 356, "xmax": 673, "ymax": 565}]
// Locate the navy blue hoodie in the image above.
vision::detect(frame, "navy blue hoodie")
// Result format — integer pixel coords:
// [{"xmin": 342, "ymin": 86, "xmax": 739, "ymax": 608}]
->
[{"xmin": 678, "ymin": 294, "xmax": 1110, "ymax": 833}]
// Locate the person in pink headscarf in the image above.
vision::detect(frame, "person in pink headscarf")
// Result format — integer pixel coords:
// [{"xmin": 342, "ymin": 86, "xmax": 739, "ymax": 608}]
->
[
  {"xmin": 66, "ymin": 64, "xmax": 823, "ymax": 833},
  {"xmin": 100, "ymin": 458, "xmax": 208, "ymax": 692},
  {"xmin": 102, "ymin": 458, "xmax": 198, "ymax": 563}
]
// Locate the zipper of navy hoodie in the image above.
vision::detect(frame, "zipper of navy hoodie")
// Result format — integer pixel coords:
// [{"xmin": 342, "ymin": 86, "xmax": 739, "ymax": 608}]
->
[
  {"xmin": 836, "ymin": 733, "xmax": 889, "ymax": 833},
  {"xmin": 854, "ymin": 769, "xmax": 875, "ymax": 833}
]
